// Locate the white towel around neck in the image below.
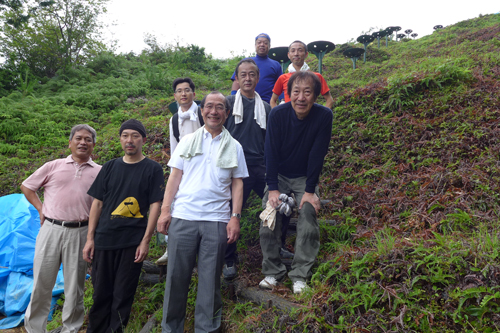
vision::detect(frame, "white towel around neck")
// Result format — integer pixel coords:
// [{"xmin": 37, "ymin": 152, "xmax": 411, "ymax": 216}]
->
[
  {"xmin": 233, "ymin": 90, "xmax": 266, "ymax": 130},
  {"xmin": 177, "ymin": 101, "xmax": 198, "ymax": 125},
  {"xmin": 288, "ymin": 62, "xmax": 310, "ymax": 73}
]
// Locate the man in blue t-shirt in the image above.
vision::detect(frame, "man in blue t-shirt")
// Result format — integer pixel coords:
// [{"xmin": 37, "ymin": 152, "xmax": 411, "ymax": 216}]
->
[{"xmin": 231, "ymin": 33, "xmax": 282, "ymax": 104}]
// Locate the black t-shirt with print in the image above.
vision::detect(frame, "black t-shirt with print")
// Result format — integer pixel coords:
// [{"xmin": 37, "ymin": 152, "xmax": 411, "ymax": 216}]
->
[{"xmin": 88, "ymin": 157, "xmax": 164, "ymax": 250}]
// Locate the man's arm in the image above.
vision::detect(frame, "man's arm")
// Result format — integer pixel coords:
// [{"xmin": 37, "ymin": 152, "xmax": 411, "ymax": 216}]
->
[
  {"xmin": 83, "ymin": 198, "xmax": 103, "ymax": 263},
  {"xmin": 227, "ymin": 178, "xmax": 243, "ymax": 244},
  {"xmin": 302, "ymin": 110, "xmax": 333, "ymax": 213},
  {"xmin": 323, "ymin": 92, "xmax": 334, "ymax": 109},
  {"xmin": 264, "ymin": 110, "xmax": 281, "ymax": 195},
  {"xmin": 157, "ymin": 167, "xmax": 183, "ymax": 235},
  {"xmin": 231, "ymin": 80, "xmax": 240, "ymax": 93},
  {"xmin": 20, "ymin": 184, "xmax": 44, "ymax": 225},
  {"xmin": 270, "ymin": 93, "xmax": 279, "ymax": 108},
  {"xmin": 135, "ymin": 201, "xmax": 161, "ymax": 263}
]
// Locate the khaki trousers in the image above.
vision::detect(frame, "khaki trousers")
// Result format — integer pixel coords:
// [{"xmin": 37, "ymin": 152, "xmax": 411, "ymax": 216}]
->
[{"xmin": 24, "ymin": 220, "xmax": 88, "ymax": 333}]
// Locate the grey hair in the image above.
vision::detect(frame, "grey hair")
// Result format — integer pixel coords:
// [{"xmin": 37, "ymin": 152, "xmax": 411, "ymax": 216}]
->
[{"xmin": 69, "ymin": 124, "xmax": 97, "ymax": 143}]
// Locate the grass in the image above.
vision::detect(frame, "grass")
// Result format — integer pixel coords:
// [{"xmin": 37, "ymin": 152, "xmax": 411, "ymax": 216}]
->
[{"xmin": 3, "ymin": 12, "xmax": 500, "ymax": 333}]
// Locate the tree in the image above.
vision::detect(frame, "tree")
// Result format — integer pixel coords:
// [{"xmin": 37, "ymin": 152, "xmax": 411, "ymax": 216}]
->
[
  {"xmin": 0, "ymin": 0, "xmax": 109, "ymax": 77},
  {"xmin": 0, "ymin": 0, "xmax": 54, "ymax": 27}
]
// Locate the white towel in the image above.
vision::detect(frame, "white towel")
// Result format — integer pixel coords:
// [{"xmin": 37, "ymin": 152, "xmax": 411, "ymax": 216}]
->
[
  {"xmin": 177, "ymin": 101, "xmax": 198, "ymax": 125},
  {"xmin": 288, "ymin": 62, "xmax": 310, "ymax": 73},
  {"xmin": 178, "ymin": 127, "xmax": 238, "ymax": 168},
  {"xmin": 233, "ymin": 90, "xmax": 266, "ymax": 130}
]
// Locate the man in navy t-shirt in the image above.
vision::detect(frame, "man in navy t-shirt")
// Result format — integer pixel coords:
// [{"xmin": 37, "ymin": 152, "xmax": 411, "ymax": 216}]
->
[
  {"xmin": 259, "ymin": 71, "xmax": 333, "ymax": 295},
  {"xmin": 231, "ymin": 33, "xmax": 282, "ymax": 104}
]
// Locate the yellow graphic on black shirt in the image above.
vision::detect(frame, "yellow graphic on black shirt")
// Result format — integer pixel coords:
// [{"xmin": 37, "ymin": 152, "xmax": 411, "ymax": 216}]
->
[{"xmin": 111, "ymin": 197, "xmax": 144, "ymax": 218}]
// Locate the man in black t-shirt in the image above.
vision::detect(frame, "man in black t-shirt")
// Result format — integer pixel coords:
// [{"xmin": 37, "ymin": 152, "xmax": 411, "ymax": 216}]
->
[{"xmin": 83, "ymin": 119, "xmax": 164, "ymax": 333}]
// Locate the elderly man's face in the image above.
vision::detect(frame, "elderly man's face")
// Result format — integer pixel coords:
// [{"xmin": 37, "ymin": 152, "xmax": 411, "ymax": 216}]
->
[
  {"xmin": 290, "ymin": 78, "xmax": 317, "ymax": 120},
  {"xmin": 201, "ymin": 93, "xmax": 230, "ymax": 134},
  {"xmin": 236, "ymin": 62, "xmax": 259, "ymax": 98},
  {"xmin": 255, "ymin": 37, "xmax": 270, "ymax": 57},
  {"xmin": 288, "ymin": 42, "xmax": 308, "ymax": 67}
]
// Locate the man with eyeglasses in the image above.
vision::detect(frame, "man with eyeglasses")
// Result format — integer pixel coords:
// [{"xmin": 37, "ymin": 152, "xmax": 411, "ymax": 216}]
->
[
  {"xmin": 169, "ymin": 77, "xmax": 202, "ymax": 153},
  {"xmin": 156, "ymin": 77, "xmax": 203, "ymax": 265},
  {"xmin": 222, "ymin": 58, "xmax": 271, "ymax": 280},
  {"xmin": 230, "ymin": 33, "xmax": 282, "ymax": 104},
  {"xmin": 158, "ymin": 91, "xmax": 248, "ymax": 333}
]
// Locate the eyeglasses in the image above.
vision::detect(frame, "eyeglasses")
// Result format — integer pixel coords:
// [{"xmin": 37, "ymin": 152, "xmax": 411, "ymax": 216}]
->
[
  {"xmin": 203, "ymin": 104, "xmax": 225, "ymax": 112},
  {"xmin": 175, "ymin": 88, "xmax": 193, "ymax": 94}
]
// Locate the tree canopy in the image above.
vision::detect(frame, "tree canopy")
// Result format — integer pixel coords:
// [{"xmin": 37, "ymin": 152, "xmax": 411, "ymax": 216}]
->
[{"xmin": 0, "ymin": 0, "xmax": 109, "ymax": 77}]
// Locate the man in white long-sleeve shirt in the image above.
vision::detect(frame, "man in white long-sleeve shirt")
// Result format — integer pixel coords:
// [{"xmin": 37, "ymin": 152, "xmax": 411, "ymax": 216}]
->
[
  {"xmin": 158, "ymin": 77, "xmax": 202, "ymax": 264},
  {"xmin": 168, "ymin": 77, "xmax": 203, "ymax": 152}
]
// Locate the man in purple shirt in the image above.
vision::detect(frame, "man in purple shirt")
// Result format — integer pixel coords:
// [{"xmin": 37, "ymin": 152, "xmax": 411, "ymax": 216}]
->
[{"xmin": 22, "ymin": 124, "xmax": 101, "ymax": 333}]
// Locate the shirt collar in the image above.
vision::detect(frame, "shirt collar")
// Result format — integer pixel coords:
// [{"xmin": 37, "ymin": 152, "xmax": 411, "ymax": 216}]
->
[
  {"xmin": 202, "ymin": 127, "xmax": 222, "ymax": 141},
  {"xmin": 179, "ymin": 101, "xmax": 198, "ymax": 115},
  {"xmin": 65, "ymin": 155, "xmax": 96, "ymax": 167}
]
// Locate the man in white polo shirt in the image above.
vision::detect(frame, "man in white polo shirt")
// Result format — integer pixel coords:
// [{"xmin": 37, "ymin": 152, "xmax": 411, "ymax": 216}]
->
[
  {"xmin": 21, "ymin": 124, "xmax": 101, "ymax": 333},
  {"xmin": 158, "ymin": 91, "xmax": 248, "ymax": 333}
]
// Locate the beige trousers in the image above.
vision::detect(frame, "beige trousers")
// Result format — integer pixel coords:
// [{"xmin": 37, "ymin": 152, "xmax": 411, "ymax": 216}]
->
[{"xmin": 24, "ymin": 220, "xmax": 88, "ymax": 333}]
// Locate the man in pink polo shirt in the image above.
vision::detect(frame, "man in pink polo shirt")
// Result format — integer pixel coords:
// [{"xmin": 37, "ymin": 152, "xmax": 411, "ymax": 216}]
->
[{"xmin": 21, "ymin": 124, "xmax": 102, "ymax": 333}]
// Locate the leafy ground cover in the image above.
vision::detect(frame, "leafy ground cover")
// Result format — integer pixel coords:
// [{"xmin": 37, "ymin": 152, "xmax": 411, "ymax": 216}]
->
[{"xmin": 1, "ymin": 13, "xmax": 499, "ymax": 333}]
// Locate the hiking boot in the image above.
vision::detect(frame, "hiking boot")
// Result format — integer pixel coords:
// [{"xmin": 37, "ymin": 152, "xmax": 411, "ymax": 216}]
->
[
  {"xmin": 223, "ymin": 263, "xmax": 237, "ymax": 280},
  {"xmin": 259, "ymin": 276, "xmax": 277, "ymax": 290},
  {"xmin": 280, "ymin": 247, "xmax": 294, "ymax": 259}
]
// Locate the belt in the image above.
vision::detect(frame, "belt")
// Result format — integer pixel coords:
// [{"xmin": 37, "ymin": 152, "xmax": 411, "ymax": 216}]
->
[{"xmin": 46, "ymin": 217, "xmax": 88, "ymax": 228}]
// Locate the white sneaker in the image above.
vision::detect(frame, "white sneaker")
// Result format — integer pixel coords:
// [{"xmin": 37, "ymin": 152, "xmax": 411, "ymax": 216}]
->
[
  {"xmin": 259, "ymin": 276, "xmax": 277, "ymax": 290},
  {"xmin": 293, "ymin": 281, "xmax": 308, "ymax": 294},
  {"xmin": 155, "ymin": 248, "xmax": 168, "ymax": 264}
]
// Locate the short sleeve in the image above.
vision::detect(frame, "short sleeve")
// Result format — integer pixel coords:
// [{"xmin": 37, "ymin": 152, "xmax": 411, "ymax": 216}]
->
[
  {"xmin": 272, "ymin": 75, "xmax": 284, "ymax": 96},
  {"xmin": 22, "ymin": 162, "xmax": 52, "ymax": 191},
  {"xmin": 87, "ymin": 161, "xmax": 109, "ymax": 200},
  {"xmin": 232, "ymin": 142, "xmax": 249, "ymax": 179},
  {"xmin": 148, "ymin": 162, "xmax": 165, "ymax": 204}
]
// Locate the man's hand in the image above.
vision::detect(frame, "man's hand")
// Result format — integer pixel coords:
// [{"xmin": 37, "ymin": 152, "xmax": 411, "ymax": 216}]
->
[
  {"xmin": 82, "ymin": 240, "xmax": 94, "ymax": 263},
  {"xmin": 135, "ymin": 240, "xmax": 149, "ymax": 263},
  {"xmin": 268, "ymin": 190, "xmax": 281, "ymax": 209},
  {"xmin": 157, "ymin": 211, "xmax": 172, "ymax": 235},
  {"xmin": 226, "ymin": 217, "xmax": 240, "ymax": 244},
  {"xmin": 299, "ymin": 192, "xmax": 321, "ymax": 213}
]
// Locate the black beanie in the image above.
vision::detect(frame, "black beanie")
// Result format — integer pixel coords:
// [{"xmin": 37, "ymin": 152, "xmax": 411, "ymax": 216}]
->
[{"xmin": 119, "ymin": 119, "xmax": 147, "ymax": 138}]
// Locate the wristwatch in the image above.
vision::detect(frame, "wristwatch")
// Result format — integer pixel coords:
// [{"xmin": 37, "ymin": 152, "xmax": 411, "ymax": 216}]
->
[{"xmin": 231, "ymin": 213, "xmax": 241, "ymax": 219}]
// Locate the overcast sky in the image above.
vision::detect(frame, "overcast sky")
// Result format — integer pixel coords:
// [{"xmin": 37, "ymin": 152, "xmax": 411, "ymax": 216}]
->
[{"xmin": 105, "ymin": 0, "xmax": 498, "ymax": 59}]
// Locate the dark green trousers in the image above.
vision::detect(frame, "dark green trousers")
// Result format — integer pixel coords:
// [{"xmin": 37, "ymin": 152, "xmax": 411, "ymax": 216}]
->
[{"xmin": 260, "ymin": 175, "xmax": 320, "ymax": 282}]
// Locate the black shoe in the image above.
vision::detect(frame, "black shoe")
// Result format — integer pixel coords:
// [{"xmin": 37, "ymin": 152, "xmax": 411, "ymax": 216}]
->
[
  {"xmin": 280, "ymin": 247, "xmax": 294, "ymax": 259},
  {"xmin": 223, "ymin": 263, "xmax": 237, "ymax": 280}
]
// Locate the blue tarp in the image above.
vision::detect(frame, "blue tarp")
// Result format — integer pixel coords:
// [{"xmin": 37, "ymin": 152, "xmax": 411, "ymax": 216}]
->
[{"xmin": 0, "ymin": 194, "xmax": 64, "ymax": 329}]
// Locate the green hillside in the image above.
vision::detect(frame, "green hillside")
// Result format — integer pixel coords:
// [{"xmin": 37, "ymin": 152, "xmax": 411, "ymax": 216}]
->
[{"xmin": 1, "ymin": 13, "xmax": 500, "ymax": 332}]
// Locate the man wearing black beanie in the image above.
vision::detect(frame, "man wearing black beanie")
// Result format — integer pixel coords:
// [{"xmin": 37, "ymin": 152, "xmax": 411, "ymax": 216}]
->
[{"xmin": 83, "ymin": 119, "xmax": 165, "ymax": 333}]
